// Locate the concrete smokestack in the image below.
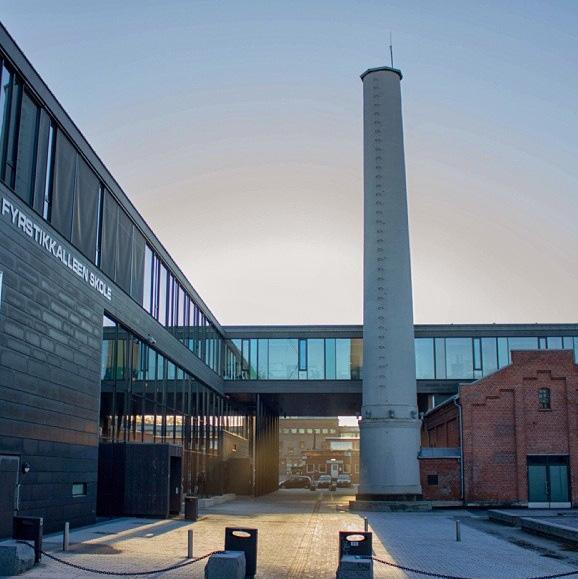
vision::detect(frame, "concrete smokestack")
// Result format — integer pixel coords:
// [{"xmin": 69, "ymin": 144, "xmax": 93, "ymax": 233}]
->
[{"xmin": 357, "ymin": 66, "xmax": 422, "ymax": 499}]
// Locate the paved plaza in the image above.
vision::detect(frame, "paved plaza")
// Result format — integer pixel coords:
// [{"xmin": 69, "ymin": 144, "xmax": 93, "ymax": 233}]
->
[{"xmin": 16, "ymin": 490, "xmax": 578, "ymax": 578}]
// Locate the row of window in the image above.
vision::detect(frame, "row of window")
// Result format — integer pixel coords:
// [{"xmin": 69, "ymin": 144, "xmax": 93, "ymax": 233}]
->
[
  {"xmin": 225, "ymin": 338, "xmax": 363, "ymax": 380},
  {"xmin": 142, "ymin": 245, "xmax": 222, "ymax": 373},
  {"xmin": 415, "ymin": 335, "xmax": 578, "ymax": 380},
  {"xmin": 100, "ymin": 315, "xmax": 248, "ymax": 447},
  {"xmin": 224, "ymin": 334, "xmax": 578, "ymax": 381},
  {"xmin": 0, "ymin": 54, "xmax": 222, "ymax": 376},
  {"xmin": 281, "ymin": 428, "xmax": 337, "ymax": 434}
]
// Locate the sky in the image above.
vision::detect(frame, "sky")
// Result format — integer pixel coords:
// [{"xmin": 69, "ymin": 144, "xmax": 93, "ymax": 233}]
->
[{"xmin": 1, "ymin": 1, "xmax": 577, "ymax": 326}]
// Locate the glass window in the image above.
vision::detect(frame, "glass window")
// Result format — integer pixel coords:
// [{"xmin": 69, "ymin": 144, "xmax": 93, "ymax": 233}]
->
[
  {"xmin": 268, "ymin": 339, "xmax": 298, "ymax": 380},
  {"xmin": 166, "ymin": 274, "xmax": 174, "ymax": 327},
  {"xmin": 481, "ymin": 338, "xmax": 498, "ymax": 375},
  {"xmin": 415, "ymin": 338, "xmax": 434, "ymax": 379},
  {"xmin": 95, "ymin": 185, "xmax": 104, "ymax": 266},
  {"xmin": 42, "ymin": 123, "xmax": 55, "ymax": 220},
  {"xmin": 178, "ymin": 286, "xmax": 186, "ymax": 328},
  {"xmin": 0, "ymin": 63, "xmax": 12, "ymax": 150},
  {"xmin": 298, "ymin": 339, "xmax": 307, "ymax": 372},
  {"xmin": 563, "ymin": 337, "xmax": 574, "ymax": 350},
  {"xmin": 307, "ymin": 339, "xmax": 324, "ymax": 379},
  {"xmin": 508, "ymin": 337, "xmax": 538, "ymax": 361},
  {"xmin": 445, "ymin": 338, "xmax": 473, "ymax": 379},
  {"xmin": 497, "ymin": 337, "xmax": 509, "ymax": 368},
  {"xmin": 547, "ymin": 337, "xmax": 562, "ymax": 349},
  {"xmin": 72, "ymin": 482, "xmax": 87, "ymax": 497},
  {"xmin": 249, "ymin": 338, "xmax": 258, "ymax": 379},
  {"xmin": 0, "ymin": 64, "xmax": 21, "ymax": 188},
  {"xmin": 257, "ymin": 339, "xmax": 268, "ymax": 379},
  {"xmin": 538, "ymin": 388, "xmax": 551, "ymax": 410},
  {"xmin": 434, "ymin": 338, "xmax": 446, "ymax": 379},
  {"xmin": 473, "ymin": 338, "xmax": 482, "ymax": 370},
  {"xmin": 325, "ymin": 339, "xmax": 336, "ymax": 379},
  {"xmin": 335, "ymin": 339, "xmax": 351, "ymax": 379},
  {"xmin": 158, "ymin": 263, "xmax": 167, "ymax": 325},
  {"xmin": 15, "ymin": 90, "xmax": 39, "ymax": 205},
  {"xmin": 350, "ymin": 339, "xmax": 363, "ymax": 379},
  {"xmin": 143, "ymin": 245, "xmax": 154, "ymax": 314}
]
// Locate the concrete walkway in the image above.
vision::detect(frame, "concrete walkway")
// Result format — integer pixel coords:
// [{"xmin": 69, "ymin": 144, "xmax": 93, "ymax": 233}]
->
[{"xmin": 17, "ymin": 490, "xmax": 578, "ymax": 578}]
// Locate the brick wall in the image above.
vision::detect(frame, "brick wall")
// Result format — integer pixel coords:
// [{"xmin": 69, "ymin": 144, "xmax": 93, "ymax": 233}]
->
[
  {"xmin": 460, "ymin": 350, "xmax": 578, "ymax": 506},
  {"xmin": 420, "ymin": 458, "xmax": 461, "ymax": 500},
  {"xmin": 421, "ymin": 401, "xmax": 459, "ymax": 448}
]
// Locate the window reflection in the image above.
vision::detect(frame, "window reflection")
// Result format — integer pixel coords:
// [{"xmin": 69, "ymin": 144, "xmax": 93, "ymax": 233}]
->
[
  {"xmin": 415, "ymin": 338, "xmax": 434, "ymax": 379},
  {"xmin": 223, "ymin": 334, "xmax": 578, "ymax": 381}
]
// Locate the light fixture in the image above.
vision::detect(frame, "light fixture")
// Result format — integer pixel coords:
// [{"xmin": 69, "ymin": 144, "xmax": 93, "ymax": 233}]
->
[{"xmin": 21, "ymin": 462, "xmax": 31, "ymax": 475}]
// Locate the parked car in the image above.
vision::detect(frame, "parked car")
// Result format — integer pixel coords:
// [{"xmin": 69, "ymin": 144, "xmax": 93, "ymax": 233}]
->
[
  {"xmin": 316, "ymin": 474, "xmax": 332, "ymax": 489},
  {"xmin": 279, "ymin": 476, "xmax": 312, "ymax": 489},
  {"xmin": 336, "ymin": 474, "xmax": 352, "ymax": 488}
]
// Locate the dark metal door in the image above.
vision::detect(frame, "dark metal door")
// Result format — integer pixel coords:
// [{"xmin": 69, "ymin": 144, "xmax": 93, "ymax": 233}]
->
[
  {"xmin": 528, "ymin": 455, "xmax": 570, "ymax": 508},
  {"xmin": 0, "ymin": 455, "xmax": 19, "ymax": 537},
  {"xmin": 169, "ymin": 456, "xmax": 182, "ymax": 515}
]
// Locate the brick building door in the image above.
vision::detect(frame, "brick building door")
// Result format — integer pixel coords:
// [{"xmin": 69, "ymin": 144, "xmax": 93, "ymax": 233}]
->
[{"xmin": 527, "ymin": 455, "xmax": 570, "ymax": 508}]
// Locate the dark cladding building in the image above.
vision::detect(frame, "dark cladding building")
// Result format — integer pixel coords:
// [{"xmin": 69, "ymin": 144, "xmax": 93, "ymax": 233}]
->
[{"xmin": 3, "ymin": 22, "xmax": 578, "ymax": 536}]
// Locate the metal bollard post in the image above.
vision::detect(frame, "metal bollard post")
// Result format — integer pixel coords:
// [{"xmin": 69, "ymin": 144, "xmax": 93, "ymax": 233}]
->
[
  {"xmin": 63, "ymin": 522, "xmax": 69, "ymax": 552},
  {"xmin": 455, "ymin": 520, "xmax": 461, "ymax": 542},
  {"xmin": 364, "ymin": 517, "xmax": 369, "ymax": 532},
  {"xmin": 187, "ymin": 529, "xmax": 193, "ymax": 559}
]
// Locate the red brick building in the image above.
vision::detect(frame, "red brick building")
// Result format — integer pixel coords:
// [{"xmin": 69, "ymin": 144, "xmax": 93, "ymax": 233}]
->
[{"xmin": 420, "ymin": 350, "xmax": 578, "ymax": 507}]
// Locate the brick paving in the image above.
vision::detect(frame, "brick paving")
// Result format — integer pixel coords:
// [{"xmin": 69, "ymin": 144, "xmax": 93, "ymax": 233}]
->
[{"xmin": 19, "ymin": 491, "xmax": 578, "ymax": 578}]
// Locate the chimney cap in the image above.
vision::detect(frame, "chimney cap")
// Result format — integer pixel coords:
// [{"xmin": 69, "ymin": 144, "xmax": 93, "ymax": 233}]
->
[{"xmin": 360, "ymin": 66, "xmax": 403, "ymax": 81}]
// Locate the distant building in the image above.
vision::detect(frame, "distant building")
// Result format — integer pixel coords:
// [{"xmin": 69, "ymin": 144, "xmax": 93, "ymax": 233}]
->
[
  {"xmin": 279, "ymin": 418, "xmax": 360, "ymax": 479},
  {"xmin": 420, "ymin": 350, "xmax": 578, "ymax": 507},
  {"xmin": 303, "ymin": 432, "xmax": 360, "ymax": 482}
]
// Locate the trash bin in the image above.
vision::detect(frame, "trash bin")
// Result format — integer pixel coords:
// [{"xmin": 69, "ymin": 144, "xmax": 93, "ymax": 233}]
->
[
  {"xmin": 13, "ymin": 516, "xmax": 43, "ymax": 563},
  {"xmin": 225, "ymin": 527, "xmax": 258, "ymax": 577},
  {"xmin": 184, "ymin": 496, "xmax": 198, "ymax": 521},
  {"xmin": 338, "ymin": 531, "xmax": 372, "ymax": 560}
]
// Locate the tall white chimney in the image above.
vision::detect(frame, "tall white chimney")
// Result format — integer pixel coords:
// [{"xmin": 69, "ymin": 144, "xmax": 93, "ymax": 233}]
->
[{"xmin": 357, "ymin": 66, "xmax": 422, "ymax": 499}]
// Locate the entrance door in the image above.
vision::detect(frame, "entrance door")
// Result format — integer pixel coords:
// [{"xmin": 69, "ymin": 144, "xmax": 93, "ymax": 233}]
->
[
  {"xmin": 328, "ymin": 461, "xmax": 340, "ymax": 480},
  {"xmin": 0, "ymin": 455, "xmax": 20, "ymax": 538},
  {"xmin": 169, "ymin": 456, "xmax": 182, "ymax": 515},
  {"xmin": 528, "ymin": 455, "xmax": 571, "ymax": 508}
]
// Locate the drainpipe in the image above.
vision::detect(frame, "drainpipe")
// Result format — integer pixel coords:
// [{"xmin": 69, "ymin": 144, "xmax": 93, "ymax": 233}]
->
[{"xmin": 453, "ymin": 397, "xmax": 465, "ymax": 502}]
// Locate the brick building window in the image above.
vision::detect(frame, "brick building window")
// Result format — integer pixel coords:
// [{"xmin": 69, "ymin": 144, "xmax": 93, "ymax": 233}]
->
[
  {"xmin": 427, "ymin": 475, "xmax": 439, "ymax": 486},
  {"xmin": 539, "ymin": 388, "xmax": 551, "ymax": 410}
]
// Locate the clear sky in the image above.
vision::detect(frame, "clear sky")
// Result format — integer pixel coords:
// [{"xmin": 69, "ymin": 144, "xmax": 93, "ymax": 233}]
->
[{"xmin": 1, "ymin": 1, "xmax": 577, "ymax": 326}]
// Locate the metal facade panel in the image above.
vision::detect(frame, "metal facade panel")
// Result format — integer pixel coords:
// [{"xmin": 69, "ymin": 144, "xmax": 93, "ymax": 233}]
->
[
  {"xmin": 50, "ymin": 131, "xmax": 76, "ymax": 240},
  {"xmin": 71, "ymin": 156, "xmax": 99, "ymax": 262}
]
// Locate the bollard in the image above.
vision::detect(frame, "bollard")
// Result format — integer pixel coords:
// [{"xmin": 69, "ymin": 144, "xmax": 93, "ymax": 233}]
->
[
  {"xmin": 225, "ymin": 528, "xmax": 258, "ymax": 577},
  {"xmin": 455, "ymin": 520, "xmax": 461, "ymax": 542},
  {"xmin": 187, "ymin": 529, "xmax": 193, "ymax": 559},
  {"xmin": 13, "ymin": 516, "xmax": 43, "ymax": 564},
  {"xmin": 62, "ymin": 522, "xmax": 69, "ymax": 552},
  {"xmin": 337, "ymin": 532, "xmax": 373, "ymax": 579},
  {"xmin": 364, "ymin": 517, "xmax": 369, "ymax": 532}
]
